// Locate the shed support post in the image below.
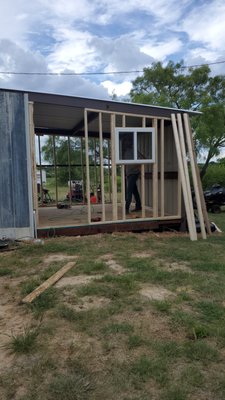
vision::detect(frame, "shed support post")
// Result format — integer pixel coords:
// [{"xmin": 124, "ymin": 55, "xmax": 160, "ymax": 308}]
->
[
  {"xmin": 153, "ymin": 118, "xmax": 158, "ymax": 217},
  {"xmin": 121, "ymin": 115, "xmax": 126, "ymax": 220},
  {"xmin": 52, "ymin": 136, "xmax": 58, "ymax": 205},
  {"xmin": 99, "ymin": 112, "xmax": 106, "ymax": 221},
  {"xmin": 107, "ymin": 139, "xmax": 112, "ymax": 203},
  {"xmin": 160, "ymin": 119, "xmax": 165, "ymax": 217},
  {"xmin": 84, "ymin": 109, "xmax": 91, "ymax": 224},
  {"xmin": 80, "ymin": 137, "xmax": 85, "ymax": 205},
  {"xmin": 29, "ymin": 102, "xmax": 38, "ymax": 224},
  {"xmin": 111, "ymin": 114, "xmax": 118, "ymax": 220},
  {"xmin": 67, "ymin": 136, "xmax": 72, "ymax": 206},
  {"xmin": 141, "ymin": 117, "xmax": 146, "ymax": 218}
]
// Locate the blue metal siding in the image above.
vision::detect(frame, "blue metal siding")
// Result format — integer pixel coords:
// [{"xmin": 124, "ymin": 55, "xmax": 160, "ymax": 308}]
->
[{"xmin": 0, "ymin": 92, "xmax": 30, "ymax": 228}]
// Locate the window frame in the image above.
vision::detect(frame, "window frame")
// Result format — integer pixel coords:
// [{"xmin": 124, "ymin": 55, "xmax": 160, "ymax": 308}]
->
[{"xmin": 115, "ymin": 127, "xmax": 155, "ymax": 164}]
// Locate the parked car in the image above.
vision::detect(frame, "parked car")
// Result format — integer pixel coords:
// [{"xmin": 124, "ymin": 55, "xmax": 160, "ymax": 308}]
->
[{"xmin": 204, "ymin": 184, "xmax": 225, "ymax": 213}]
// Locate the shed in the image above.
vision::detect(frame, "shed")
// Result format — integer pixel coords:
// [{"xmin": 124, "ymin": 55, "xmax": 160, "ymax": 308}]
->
[{"xmin": 0, "ymin": 88, "xmax": 209, "ymax": 241}]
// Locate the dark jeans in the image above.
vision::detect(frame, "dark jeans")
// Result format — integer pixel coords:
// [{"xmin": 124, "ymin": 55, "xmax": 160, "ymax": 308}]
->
[{"xmin": 126, "ymin": 173, "xmax": 141, "ymax": 211}]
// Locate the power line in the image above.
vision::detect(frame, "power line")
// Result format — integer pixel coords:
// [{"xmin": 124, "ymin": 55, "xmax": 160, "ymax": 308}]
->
[
  {"xmin": 1, "ymin": 70, "xmax": 140, "ymax": 76},
  {"xmin": 0, "ymin": 60, "xmax": 225, "ymax": 76}
]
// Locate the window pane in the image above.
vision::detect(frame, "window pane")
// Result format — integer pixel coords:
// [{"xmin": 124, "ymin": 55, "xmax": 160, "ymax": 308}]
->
[
  {"xmin": 119, "ymin": 132, "xmax": 134, "ymax": 160},
  {"xmin": 137, "ymin": 131, "xmax": 152, "ymax": 160}
]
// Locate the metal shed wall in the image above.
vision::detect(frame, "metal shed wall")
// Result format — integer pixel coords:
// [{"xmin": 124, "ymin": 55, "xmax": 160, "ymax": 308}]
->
[{"xmin": 0, "ymin": 91, "xmax": 33, "ymax": 239}]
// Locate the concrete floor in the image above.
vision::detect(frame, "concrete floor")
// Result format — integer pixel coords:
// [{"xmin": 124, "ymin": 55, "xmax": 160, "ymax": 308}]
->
[{"xmin": 38, "ymin": 203, "xmax": 152, "ymax": 228}]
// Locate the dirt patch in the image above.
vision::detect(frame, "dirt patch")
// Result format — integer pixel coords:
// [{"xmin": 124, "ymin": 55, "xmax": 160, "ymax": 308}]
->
[
  {"xmin": 140, "ymin": 284, "xmax": 174, "ymax": 301},
  {"xmin": 43, "ymin": 254, "xmax": 78, "ymax": 264},
  {"xmin": 176, "ymin": 286, "xmax": 196, "ymax": 295},
  {"xmin": 98, "ymin": 253, "xmax": 114, "ymax": 261},
  {"xmin": 0, "ymin": 278, "xmax": 33, "ymax": 373},
  {"xmin": 105, "ymin": 259, "xmax": 127, "ymax": 274},
  {"xmin": 55, "ymin": 274, "xmax": 103, "ymax": 288},
  {"xmin": 68, "ymin": 296, "xmax": 110, "ymax": 311},
  {"xmin": 166, "ymin": 262, "xmax": 192, "ymax": 272},
  {"xmin": 132, "ymin": 251, "xmax": 155, "ymax": 258},
  {"xmin": 98, "ymin": 254, "xmax": 127, "ymax": 274},
  {"xmin": 157, "ymin": 259, "xmax": 192, "ymax": 273}
]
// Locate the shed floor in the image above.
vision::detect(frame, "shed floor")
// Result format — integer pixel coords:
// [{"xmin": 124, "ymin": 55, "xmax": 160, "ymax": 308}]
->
[{"xmin": 38, "ymin": 203, "xmax": 153, "ymax": 228}]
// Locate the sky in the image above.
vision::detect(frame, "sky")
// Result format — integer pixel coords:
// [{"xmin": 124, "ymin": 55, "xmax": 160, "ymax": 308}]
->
[{"xmin": 0, "ymin": 0, "xmax": 225, "ymax": 100}]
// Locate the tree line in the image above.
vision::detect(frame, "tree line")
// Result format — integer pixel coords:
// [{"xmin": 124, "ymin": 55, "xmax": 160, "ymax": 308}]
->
[{"xmin": 130, "ymin": 60, "xmax": 225, "ymax": 181}]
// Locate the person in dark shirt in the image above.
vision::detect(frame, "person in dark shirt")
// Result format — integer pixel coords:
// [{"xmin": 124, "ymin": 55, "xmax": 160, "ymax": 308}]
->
[{"xmin": 123, "ymin": 137, "xmax": 141, "ymax": 214}]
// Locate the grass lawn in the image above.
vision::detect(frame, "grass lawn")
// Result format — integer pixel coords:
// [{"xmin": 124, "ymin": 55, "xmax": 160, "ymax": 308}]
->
[{"xmin": 0, "ymin": 212, "xmax": 225, "ymax": 399}]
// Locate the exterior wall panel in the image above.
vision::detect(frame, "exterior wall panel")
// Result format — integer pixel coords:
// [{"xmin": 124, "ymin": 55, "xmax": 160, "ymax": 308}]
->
[{"xmin": 0, "ymin": 91, "xmax": 32, "ymax": 238}]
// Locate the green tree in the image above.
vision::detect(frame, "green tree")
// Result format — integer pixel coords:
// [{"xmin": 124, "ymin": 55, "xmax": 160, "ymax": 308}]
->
[
  {"xmin": 42, "ymin": 136, "xmax": 83, "ymax": 184},
  {"xmin": 193, "ymin": 104, "xmax": 225, "ymax": 178},
  {"xmin": 130, "ymin": 60, "xmax": 225, "ymax": 178},
  {"xmin": 41, "ymin": 136, "xmax": 109, "ymax": 188}
]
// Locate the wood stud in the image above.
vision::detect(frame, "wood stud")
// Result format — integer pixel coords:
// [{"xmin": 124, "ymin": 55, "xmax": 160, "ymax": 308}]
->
[
  {"xmin": 183, "ymin": 114, "xmax": 207, "ymax": 238},
  {"xmin": 84, "ymin": 109, "xmax": 91, "ymax": 224},
  {"xmin": 121, "ymin": 114, "xmax": 126, "ymax": 220},
  {"xmin": 171, "ymin": 113, "xmax": 197, "ymax": 241},
  {"xmin": 160, "ymin": 119, "xmax": 165, "ymax": 217},
  {"xmin": 110, "ymin": 114, "xmax": 118, "ymax": 221},
  {"xmin": 152, "ymin": 118, "xmax": 158, "ymax": 217},
  {"xmin": 99, "ymin": 113, "xmax": 106, "ymax": 221},
  {"xmin": 141, "ymin": 117, "xmax": 146, "ymax": 218}
]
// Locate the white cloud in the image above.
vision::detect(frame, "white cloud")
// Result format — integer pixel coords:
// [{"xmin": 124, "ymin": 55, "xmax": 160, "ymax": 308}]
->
[
  {"xmin": 0, "ymin": 0, "xmax": 224, "ymax": 99},
  {"xmin": 141, "ymin": 37, "xmax": 183, "ymax": 61},
  {"xmin": 90, "ymin": 34, "xmax": 154, "ymax": 73},
  {"xmin": 47, "ymin": 29, "xmax": 97, "ymax": 73},
  {"xmin": 181, "ymin": 0, "xmax": 225, "ymax": 51},
  {"xmin": 0, "ymin": 39, "xmax": 109, "ymax": 98},
  {"xmin": 101, "ymin": 80, "xmax": 132, "ymax": 97},
  {"xmin": 39, "ymin": 0, "xmax": 96, "ymax": 21}
]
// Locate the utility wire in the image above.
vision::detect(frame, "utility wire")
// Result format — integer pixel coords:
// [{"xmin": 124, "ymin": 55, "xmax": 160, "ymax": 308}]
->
[{"xmin": 0, "ymin": 60, "xmax": 225, "ymax": 76}]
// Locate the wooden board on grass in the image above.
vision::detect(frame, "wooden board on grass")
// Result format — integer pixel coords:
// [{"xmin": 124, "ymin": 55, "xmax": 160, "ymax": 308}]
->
[{"xmin": 22, "ymin": 261, "xmax": 76, "ymax": 304}]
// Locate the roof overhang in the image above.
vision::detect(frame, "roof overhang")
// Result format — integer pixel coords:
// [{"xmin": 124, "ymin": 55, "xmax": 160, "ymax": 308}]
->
[{"xmin": 0, "ymin": 88, "xmax": 202, "ymax": 138}]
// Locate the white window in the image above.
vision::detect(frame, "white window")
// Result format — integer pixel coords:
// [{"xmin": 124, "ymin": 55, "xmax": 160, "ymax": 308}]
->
[{"xmin": 115, "ymin": 128, "xmax": 155, "ymax": 164}]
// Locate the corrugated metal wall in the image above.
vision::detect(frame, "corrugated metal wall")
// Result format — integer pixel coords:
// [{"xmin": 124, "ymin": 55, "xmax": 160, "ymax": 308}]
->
[{"xmin": 0, "ymin": 91, "xmax": 33, "ymax": 239}]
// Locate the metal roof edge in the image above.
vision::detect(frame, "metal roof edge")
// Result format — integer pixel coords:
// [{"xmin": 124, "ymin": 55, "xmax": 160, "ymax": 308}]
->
[{"xmin": 0, "ymin": 87, "xmax": 202, "ymax": 115}]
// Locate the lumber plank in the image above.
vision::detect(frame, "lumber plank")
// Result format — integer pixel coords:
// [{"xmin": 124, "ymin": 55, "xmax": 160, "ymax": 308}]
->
[
  {"xmin": 141, "ymin": 117, "xmax": 146, "ymax": 218},
  {"xmin": 177, "ymin": 113, "xmax": 196, "ymax": 234},
  {"xmin": 84, "ymin": 109, "xmax": 91, "ymax": 224},
  {"xmin": 171, "ymin": 114, "xmax": 197, "ymax": 241},
  {"xmin": 183, "ymin": 114, "xmax": 207, "ymax": 239},
  {"xmin": 22, "ymin": 261, "xmax": 76, "ymax": 304},
  {"xmin": 160, "ymin": 119, "xmax": 165, "ymax": 217},
  {"xmin": 121, "ymin": 114, "xmax": 126, "ymax": 220},
  {"xmin": 111, "ymin": 113, "xmax": 118, "ymax": 220},
  {"xmin": 185, "ymin": 114, "xmax": 211, "ymax": 235},
  {"xmin": 99, "ymin": 112, "xmax": 106, "ymax": 221}
]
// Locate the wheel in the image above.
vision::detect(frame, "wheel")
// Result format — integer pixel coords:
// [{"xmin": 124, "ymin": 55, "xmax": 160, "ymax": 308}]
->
[{"xmin": 211, "ymin": 204, "xmax": 221, "ymax": 214}]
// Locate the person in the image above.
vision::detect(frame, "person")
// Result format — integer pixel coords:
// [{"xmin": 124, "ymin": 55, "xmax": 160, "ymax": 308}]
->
[
  {"xmin": 123, "ymin": 136, "xmax": 141, "ymax": 214},
  {"xmin": 90, "ymin": 192, "xmax": 97, "ymax": 203},
  {"xmin": 97, "ymin": 184, "xmax": 101, "ymax": 202},
  {"xmin": 125, "ymin": 164, "xmax": 142, "ymax": 214}
]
